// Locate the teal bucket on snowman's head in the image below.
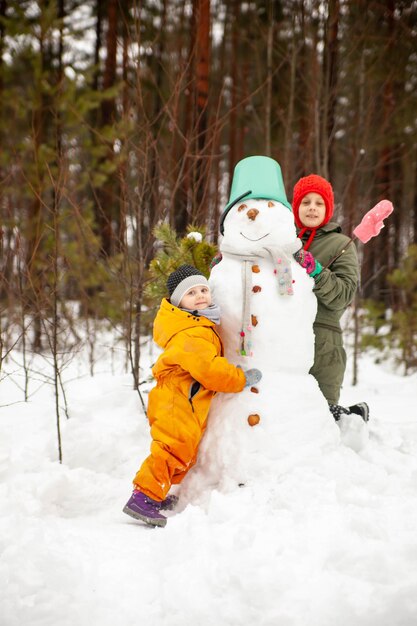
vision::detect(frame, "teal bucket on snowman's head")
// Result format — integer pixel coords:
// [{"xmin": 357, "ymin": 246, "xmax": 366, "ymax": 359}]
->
[{"xmin": 219, "ymin": 155, "xmax": 292, "ymax": 235}]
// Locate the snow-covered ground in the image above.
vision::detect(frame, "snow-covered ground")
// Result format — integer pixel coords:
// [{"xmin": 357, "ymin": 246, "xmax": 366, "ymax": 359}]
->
[{"xmin": 1, "ymin": 340, "xmax": 417, "ymax": 626}]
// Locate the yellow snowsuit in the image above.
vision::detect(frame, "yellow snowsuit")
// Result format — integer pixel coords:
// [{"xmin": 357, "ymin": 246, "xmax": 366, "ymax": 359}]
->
[{"xmin": 133, "ymin": 298, "xmax": 246, "ymax": 501}]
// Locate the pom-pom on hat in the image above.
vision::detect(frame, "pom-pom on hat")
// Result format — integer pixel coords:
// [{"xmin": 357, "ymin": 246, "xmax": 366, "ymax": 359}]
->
[
  {"xmin": 292, "ymin": 174, "xmax": 334, "ymax": 229},
  {"xmin": 167, "ymin": 264, "xmax": 209, "ymax": 308}
]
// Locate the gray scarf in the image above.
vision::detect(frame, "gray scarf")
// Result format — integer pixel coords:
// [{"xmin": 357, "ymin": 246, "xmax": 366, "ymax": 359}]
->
[
  {"xmin": 220, "ymin": 241, "xmax": 301, "ymax": 355},
  {"xmin": 180, "ymin": 303, "xmax": 221, "ymax": 325}
]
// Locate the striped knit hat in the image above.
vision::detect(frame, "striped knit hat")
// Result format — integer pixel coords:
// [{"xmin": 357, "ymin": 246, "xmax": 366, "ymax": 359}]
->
[{"xmin": 167, "ymin": 265, "xmax": 209, "ymax": 308}]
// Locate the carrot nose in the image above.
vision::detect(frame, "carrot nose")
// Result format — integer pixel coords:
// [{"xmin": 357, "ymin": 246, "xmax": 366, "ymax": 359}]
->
[{"xmin": 247, "ymin": 208, "xmax": 259, "ymax": 221}]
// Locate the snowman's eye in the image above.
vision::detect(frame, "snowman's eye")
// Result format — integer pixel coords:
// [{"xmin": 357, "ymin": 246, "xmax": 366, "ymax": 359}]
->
[
  {"xmin": 268, "ymin": 201, "xmax": 275, "ymax": 207},
  {"xmin": 237, "ymin": 204, "xmax": 247, "ymax": 212}
]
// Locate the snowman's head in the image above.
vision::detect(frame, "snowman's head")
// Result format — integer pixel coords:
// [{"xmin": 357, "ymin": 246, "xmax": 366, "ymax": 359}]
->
[{"xmin": 220, "ymin": 198, "xmax": 298, "ymax": 253}]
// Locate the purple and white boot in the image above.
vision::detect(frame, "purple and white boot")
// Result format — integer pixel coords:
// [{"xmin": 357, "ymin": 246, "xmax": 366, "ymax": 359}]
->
[{"xmin": 123, "ymin": 490, "xmax": 167, "ymax": 527}]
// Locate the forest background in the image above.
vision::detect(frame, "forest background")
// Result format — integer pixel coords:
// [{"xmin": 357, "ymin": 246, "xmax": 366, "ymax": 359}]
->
[{"xmin": 0, "ymin": 0, "xmax": 416, "ymax": 428}]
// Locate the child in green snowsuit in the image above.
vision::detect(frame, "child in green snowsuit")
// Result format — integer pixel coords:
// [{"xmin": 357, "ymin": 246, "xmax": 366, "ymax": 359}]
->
[{"xmin": 292, "ymin": 174, "xmax": 368, "ymax": 422}]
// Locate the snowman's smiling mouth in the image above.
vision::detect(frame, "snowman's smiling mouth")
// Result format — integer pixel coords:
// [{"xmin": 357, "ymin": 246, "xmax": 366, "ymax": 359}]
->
[{"xmin": 240, "ymin": 232, "xmax": 270, "ymax": 242}]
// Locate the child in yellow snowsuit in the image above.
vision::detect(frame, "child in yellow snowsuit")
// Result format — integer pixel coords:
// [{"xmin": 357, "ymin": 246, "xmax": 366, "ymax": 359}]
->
[{"xmin": 123, "ymin": 264, "xmax": 262, "ymax": 527}]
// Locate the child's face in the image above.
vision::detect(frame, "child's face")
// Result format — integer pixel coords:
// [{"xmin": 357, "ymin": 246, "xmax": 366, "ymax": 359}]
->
[
  {"xmin": 179, "ymin": 285, "xmax": 212, "ymax": 310},
  {"xmin": 298, "ymin": 192, "xmax": 326, "ymax": 228}
]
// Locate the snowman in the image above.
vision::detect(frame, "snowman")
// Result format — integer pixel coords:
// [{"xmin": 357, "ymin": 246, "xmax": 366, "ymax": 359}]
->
[{"xmin": 182, "ymin": 156, "xmax": 342, "ymax": 497}]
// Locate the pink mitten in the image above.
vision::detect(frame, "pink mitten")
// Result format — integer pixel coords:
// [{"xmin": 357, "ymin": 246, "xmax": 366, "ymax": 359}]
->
[
  {"xmin": 293, "ymin": 249, "xmax": 322, "ymax": 277},
  {"xmin": 353, "ymin": 200, "xmax": 393, "ymax": 243}
]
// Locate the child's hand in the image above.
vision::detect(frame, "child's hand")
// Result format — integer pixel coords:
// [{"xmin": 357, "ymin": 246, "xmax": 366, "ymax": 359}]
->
[
  {"xmin": 243, "ymin": 368, "xmax": 262, "ymax": 387},
  {"xmin": 293, "ymin": 249, "xmax": 323, "ymax": 278}
]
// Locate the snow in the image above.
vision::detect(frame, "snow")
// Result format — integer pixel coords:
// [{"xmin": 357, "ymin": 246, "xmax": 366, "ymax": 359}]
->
[
  {"xmin": 2, "ymin": 196, "xmax": 417, "ymax": 624},
  {"xmin": 2, "ymin": 195, "xmax": 417, "ymax": 624},
  {"xmin": 1, "ymin": 344, "xmax": 417, "ymax": 625},
  {"xmin": 186, "ymin": 231, "xmax": 203, "ymax": 243}
]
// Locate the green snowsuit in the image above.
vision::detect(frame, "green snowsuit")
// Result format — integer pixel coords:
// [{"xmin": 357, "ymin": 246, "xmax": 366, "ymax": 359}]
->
[{"xmin": 299, "ymin": 222, "xmax": 359, "ymax": 404}]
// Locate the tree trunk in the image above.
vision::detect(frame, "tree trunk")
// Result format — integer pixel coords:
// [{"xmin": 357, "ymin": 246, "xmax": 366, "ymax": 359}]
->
[
  {"xmin": 323, "ymin": 0, "xmax": 339, "ymax": 180},
  {"xmin": 92, "ymin": 0, "xmax": 103, "ymax": 92},
  {"xmin": 297, "ymin": 1, "xmax": 315, "ymax": 176},
  {"xmin": 283, "ymin": 16, "xmax": 296, "ymax": 181},
  {"xmin": 228, "ymin": 0, "xmax": 239, "ymax": 184},
  {"xmin": 0, "ymin": 0, "xmax": 7, "ymax": 300},
  {"xmin": 172, "ymin": 0, "xmax": 195, "ymax": 235},
  {"xmin": 118, "ymin": 2, "xmax": 130, "ymax": 253},
  {"xmin": 211, "ymin": 0, "xmax": 229, "ymax": 243},
  {"xmin": 144, "ymin": 0, "xmax": 166, "ymax": 247},
  {"xmin": 413, "ymin": 146, "xmax": 417, "ymax": 244},
  {"xmin": 265, "ymin": 2, "xmax": 273, "ymax": 157},
  {"xmin": 192, "ymin": 0, "xmax": 211, "ymax": 225},
  {"xmin": 27, "ymin": 28, "xmax": 47, "ymax": 352},
  {"xmin": 373, "ymin": 1, "xmax": 395, "ymax": 304},
  {"xmin": 95, "ymin": 0, "xmax": 118, "ymax": 257}
]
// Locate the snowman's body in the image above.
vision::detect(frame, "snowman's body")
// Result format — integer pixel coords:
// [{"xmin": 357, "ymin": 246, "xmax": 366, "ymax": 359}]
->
[{"xmin": 184, "ymin": 199, "xmax": 340, "ymax": 494}]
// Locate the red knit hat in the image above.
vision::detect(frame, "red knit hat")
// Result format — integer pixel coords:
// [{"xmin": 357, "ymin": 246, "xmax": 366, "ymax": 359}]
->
[{"xmin": 292, "ymin": 174, "xmax": 334, "ymax": 229}]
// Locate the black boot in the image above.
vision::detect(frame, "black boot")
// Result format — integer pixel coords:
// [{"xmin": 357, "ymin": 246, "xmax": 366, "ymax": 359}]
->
[
  {"xmin": 347, "ymin": 402, "xmax": 369, "ymax": 423},
  {"xmin": 328, "ymin": 404, "xmax": 351, "ymax": 421}
]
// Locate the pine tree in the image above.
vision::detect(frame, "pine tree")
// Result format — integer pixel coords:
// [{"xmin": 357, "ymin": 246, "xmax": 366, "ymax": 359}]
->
[
  {"xmin": 144, "ymin": 224, "xmax": 217, "ymax": 311},
  {"xmin": 387, "ymin": 244, "xmax": 417, "ymax": 374}
]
